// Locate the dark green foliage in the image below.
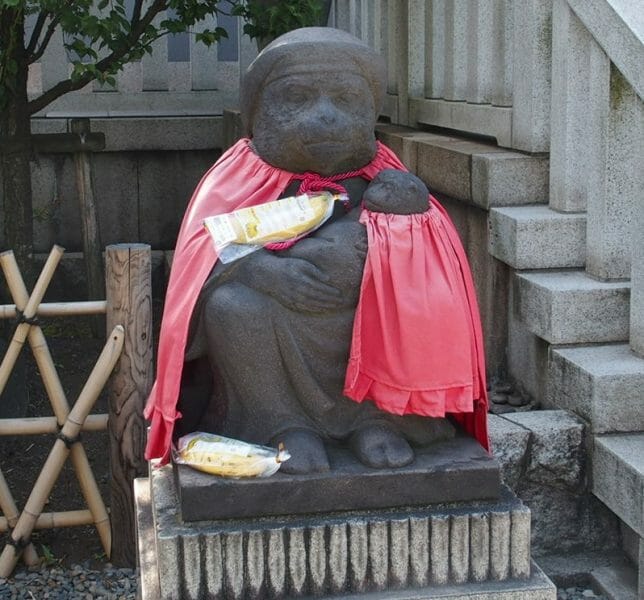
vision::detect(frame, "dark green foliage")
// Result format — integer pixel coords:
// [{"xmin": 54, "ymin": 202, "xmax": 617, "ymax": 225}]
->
[{"xmin": 231, "ymin": 0, "xmax": 325, "ymax": 44}]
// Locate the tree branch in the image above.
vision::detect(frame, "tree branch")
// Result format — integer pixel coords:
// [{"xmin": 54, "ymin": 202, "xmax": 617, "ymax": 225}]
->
[
  {"xmin": 27, "ymin": 0, "xmax": 168, "ymax": 115},
  {"xmin": 132, "ymin": 0, "xmax": 144, "ymax": 25},
  {"xmin": 29, "ymin": 15, "xmax": 60, "ymax": 64},
  {"xmin": 26, "ymin": 11, "xmax": 48, "ymax": 56}
]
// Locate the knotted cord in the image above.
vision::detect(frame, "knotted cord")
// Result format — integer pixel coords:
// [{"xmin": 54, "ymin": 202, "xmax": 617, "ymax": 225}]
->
[{"xmin": 265, "ymin": 168, "xmax": 366, "ymax": 251}]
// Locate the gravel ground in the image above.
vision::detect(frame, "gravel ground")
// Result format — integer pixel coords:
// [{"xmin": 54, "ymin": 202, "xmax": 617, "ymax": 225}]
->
[
  {"xmin": 0, "ymin": 564, "xmax": 137, "ymax": 599},
  {"xmin": 0, "ymin": 565, "xmax": 608, "ymax": 600}
]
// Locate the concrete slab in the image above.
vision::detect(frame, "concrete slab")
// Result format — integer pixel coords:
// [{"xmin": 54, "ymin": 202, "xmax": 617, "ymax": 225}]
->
[
  {"xmin": 489, "ymin": 206, "xmax": 586, "ymax": 270},
  {"xmin": 549, "ymin": 344, "xmax": 644, "ymax": 433},
  {"xmin": 515, "ymin": 271, "xmax": 630, "ymax": 344},
  {"xmin": 593, "ymin": 433, "xmax": 644, "ymax": 537},
  {"xmin": 175, "ymin": 436, "xmax": 501, "ymax": 522}
]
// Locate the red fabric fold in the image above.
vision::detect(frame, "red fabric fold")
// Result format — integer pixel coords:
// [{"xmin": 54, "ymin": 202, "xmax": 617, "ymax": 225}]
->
[{"xmin": 144, "ymin": 139, "xmax": 489, "ymax": 462}]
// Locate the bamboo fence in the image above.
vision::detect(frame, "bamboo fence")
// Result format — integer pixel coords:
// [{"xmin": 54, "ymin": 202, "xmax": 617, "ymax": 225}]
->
[{"xmin": 0, "ymin": 243, "xmax": 152, "ymax": 574}]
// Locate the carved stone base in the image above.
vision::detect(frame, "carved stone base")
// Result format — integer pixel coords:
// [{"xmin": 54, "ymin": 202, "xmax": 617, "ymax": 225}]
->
[{"xmin": 136, "ymin": 465, "xmax": 556, "ymax": 599}]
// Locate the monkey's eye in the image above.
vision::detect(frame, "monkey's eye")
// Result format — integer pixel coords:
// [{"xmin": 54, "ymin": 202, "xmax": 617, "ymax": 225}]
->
[{"xmin": 286, "ymin": 86, "xmax": 315, "ymax": 105}]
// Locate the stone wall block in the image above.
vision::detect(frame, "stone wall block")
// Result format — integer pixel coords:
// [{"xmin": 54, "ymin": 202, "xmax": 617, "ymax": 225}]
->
[
  {"xmin": 449, "ymin": 514, "xmax": 470, "ymax": 584},
  {"xmin": 266, "ymin": 529, "xmax": 286, "ymax": 597},
  {"xmin": 308, "ymin": 525, "xmax": 327, "ymax": 595},
  {"xmin": 348, "ymin": 521, "xmax": 368, "ymax": 593},
  {"xmin": 287, "ymin": 527, "xmax": 307, "ymax": 596},
  {"xmin": 469, "ymin": 513, "xmax": 490, "ymax": 582},
  {"xmin": 245, "ymin": 530, "xmax": 265, "ymax": 598},
  {"xmin": 223, "ymin": 532, "xmax": 244, "ymax": 600},
  {"xmin": 389, "ymin": 518, "xmax": 410, "ymax": 588},
  {"xmin": 503, "ymin": 410, "xmax": 584, "ymax": 489},
  {"xmin": 368, "ymin": 520, "xmax": 389, "ymax": 590},
  {"xmin": 488, "ymin": 414, "xmax": 530, "ymax": 489},
  {"xmin": 328, "ymin": 523, "xmax": 348, "ymax": 594},
  {"xmin": 409, "ymin": 516, "xmax": 429, "ymax": 587},
  {"xmin": 511, "ymin": 508, "xmax": 532, "ymax": 579},
  {"xmin": 204, "ymin": 534, "xmax": 223, "ymax": 599},
  {"xmin": 430, "ymin": 515, "xmax": 450, "ymax": 585},
  {"xmin": 182, "ymin": 533, "xmax": 204, "ymax": 600},
  {"xmin": 490, "ymin": 511, "xmax": 511, "ymax": 581}
]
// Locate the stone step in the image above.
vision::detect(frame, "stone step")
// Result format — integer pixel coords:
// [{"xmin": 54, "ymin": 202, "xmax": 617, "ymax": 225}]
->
[
  {"xmin": 549, "ymin": 344, "xmax": 644, "ymax": 434},
  {"xmin": 489, "ymin": 206, "xmax": 586, "ymax": 270},
  {"xmin": 590, "ymin": 564, "xmax": 638, "ymax": 600},
  {"xmin": 515, "ymin": 270, "xmax": 630, "ymax": 344},
  {"xmin": 375, "ymin": 124, "xmax": 549, "ymax": 209},
  {"xmin": 593, "ymin": 433, "xmax": 644, "ymax": 538}
]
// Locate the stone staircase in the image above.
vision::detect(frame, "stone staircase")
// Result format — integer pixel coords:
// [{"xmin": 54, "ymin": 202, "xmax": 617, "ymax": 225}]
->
[{"xmin": 375, "ymin": 123, "xmax": 644, "ymax": 599}]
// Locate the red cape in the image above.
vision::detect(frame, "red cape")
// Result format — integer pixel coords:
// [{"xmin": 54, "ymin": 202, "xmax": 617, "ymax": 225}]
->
[{"xmin": 144, "ymin": 139, "xmax": 489, "ymax": 461}]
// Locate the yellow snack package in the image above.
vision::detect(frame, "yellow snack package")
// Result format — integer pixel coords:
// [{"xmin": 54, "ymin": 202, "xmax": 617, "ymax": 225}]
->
[
  {"xmin": 173, "ymin": 432, "xmax": 291, "ymax": 478},
  {"xmin": 204, "ymin": 191, "xmax": 348, "ymax": 263}
]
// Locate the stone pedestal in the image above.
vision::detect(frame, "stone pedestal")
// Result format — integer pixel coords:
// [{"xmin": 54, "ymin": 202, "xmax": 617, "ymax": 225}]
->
[{"xmin": 136, "ymin": 440, "xmax": 556, "ymax": 599}]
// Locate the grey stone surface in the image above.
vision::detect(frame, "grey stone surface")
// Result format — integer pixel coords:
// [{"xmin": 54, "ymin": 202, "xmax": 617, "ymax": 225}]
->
[
  {"xmin": 585, "ymin": 69, "xmax": 642, "ymax": 281},
  {"xmin": 639, "ymin": 538, "xmax": 643, "ymax": 600},
  {"xmin": 511, "ymin": 0, "xmax": 552, "ymax": 153},
  {"xmin": 142, "ymin": 466, "xmax": 555, "ymax": 598},
  {"xmin": 487, "ymin": 414, "xmax": 530, "ymax": 489},
  {"xmin": 489, "ymin": 512, "xmax": 510, "ymax": 581},
  {"xmin": 548, "ymin": 344, "xmax": 644, "ymax": 433},
  {"xmin": 175, "ymin": 437, "xmax": 501, "ymax": 521},
  {"xmin": 593, "ymin": 433, "xmax": 644, "ymax": 537},
  {"xmin": 416, "ymin": 138, "xmax": 506, "ymax": 201},
  {"xmin": 328, "ymin": 523, "xmax": 348, "ymax": 593},
  {"xmin": 266, "ymin": 529, "xmax": 285, "ymax": 597},
  {"xmin": 567, "ymin": 0, "xmax": 643, "ymax": 100},
  {"xmin": 369, "ymin": 521, "xmax": 389, "ymax": 590},
  {"xmin": 390, "ymin": 519, "xmax": 410, "ymax": 588},
  {"xmin": 515, "ymin": 270, "xmax": 630, "ymax": 344},
  {"xmin": 410, "ymin": 517, "xmax": 429, "ymax": 587},
  {"xmin": 488, "ymin": 206, "xmax": 586, "ymax": 270},
  {"xmin": 410, "ymin": 97, "xmax": 513, "ymax": 149},
  {"xmin": 502, "ymin": 411, "xmax": 584, "ymax": 488},
  {"xmin": 431, "ymin": 515, "xmax": 450, "ymax": 585},
  {"xmin": 138, "ymin": 150, "xmax": 218, "ymax": 249},
  {"xmin": 630, "ymin": 104, "xmax": 644, "ymax": 357},
  {"xmin": 93, "ymin": 116, "xmax": 223, "ymax": 151},
  {"xmin": 511, "ymin": 508, "xmax": 532, "ymax": 579},
  {"xmin": 470, "ymin": 513, "xmax": 490, "ymax": 582},
  {"xmin": 507, "ymin": 285, "xmax": 550, "ymax": 404},
  {"xmin": 549, "ymin": 0, "xmax": 609, "ymax": 213},
  {"xmin": 471, "ymin": 153, "xmax": 549, "ymax": 209},
  {"xmin": 450, "ymin": 514, "xmax": 470, "ymax": 584},
  {"xmin": 590, "ymin": 564, "xmax": 638, "ymax": 600},
  {"xmin": 134, "ymin": 477, "xmax": 160, "ymax": 600}
]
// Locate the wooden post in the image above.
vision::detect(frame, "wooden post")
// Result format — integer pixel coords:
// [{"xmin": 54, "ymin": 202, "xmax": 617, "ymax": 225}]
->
[
  {"xmin": 71, "ymin": 118, "xmax": 104, "ymax": 336},
  {"xmin": 105, "ymin": 244, "xmax": 153, "ymax": 567}
]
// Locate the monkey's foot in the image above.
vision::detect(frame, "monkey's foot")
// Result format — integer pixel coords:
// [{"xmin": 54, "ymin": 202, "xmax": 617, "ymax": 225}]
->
[
  {"xmin": 350, "ymin": 423, "xmax": 414, "ymax": 469},
  {"xmin": 272, "ymin": 429, "xmax": 331, "ymax": 474}
]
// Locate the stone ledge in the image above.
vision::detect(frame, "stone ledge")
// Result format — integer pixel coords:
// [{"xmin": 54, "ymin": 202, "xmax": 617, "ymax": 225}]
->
[
  {"xmin": 375, "ymin": 124, "xmax": 548, "ymax": 209},
  {"xmin": 549, "ymin": 344, "xmax": 644, "ymax": 434},
  {"xmin": 593, "ymin": 433, "xmax": 644, "ymax": 538},
  {"xmin": 175, "ymin": 437, "xmax": 501, "ymax": 522},
  {"xmin": 591, "ymin": 563, "xmax": 638, "ymax": 600},
  {"xmin": 31, "ymin": 115, "xmax": 224, "ymax": 152},
  {"xmin": 515, "ymin": 271, "xmax": 630, "ymax": 344},
  {"xmin": 489, "ymin": 206, "xmax": 586, "ymax": 270}
]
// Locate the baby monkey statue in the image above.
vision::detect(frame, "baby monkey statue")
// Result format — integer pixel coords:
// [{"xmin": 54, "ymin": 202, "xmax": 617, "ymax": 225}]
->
[{"xmin": 144, "ymin": 28, "xmax": 489, "ymax": 474}]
